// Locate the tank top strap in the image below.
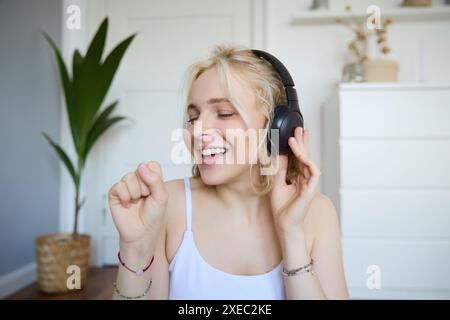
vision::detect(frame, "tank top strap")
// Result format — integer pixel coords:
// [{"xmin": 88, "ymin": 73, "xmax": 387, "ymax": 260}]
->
[{"xmin": 183, "ymin": 177, "xmax": 192, "ymax": 232}]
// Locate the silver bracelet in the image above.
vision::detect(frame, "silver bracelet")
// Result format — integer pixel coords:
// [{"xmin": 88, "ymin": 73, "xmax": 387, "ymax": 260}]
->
[
  {"xmin": 113, "ymin": 279, "xmax": 152, "ymax": 299},
  {"xmin": 282, "ymin": 259, "xmax": 315, "ymax": 277}
]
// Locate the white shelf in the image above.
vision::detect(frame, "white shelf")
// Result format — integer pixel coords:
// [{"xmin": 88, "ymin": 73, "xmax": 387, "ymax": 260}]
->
[
  {"xmin": 292, "ymin": 6, "xmax": 450, "ymax": 24},
  {"xmin": 339, "ymin": 82, "xmax": 450, "ymax": 91}
]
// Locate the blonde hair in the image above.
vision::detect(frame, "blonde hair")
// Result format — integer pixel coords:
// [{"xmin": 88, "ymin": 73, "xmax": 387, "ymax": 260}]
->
[{"xmin": 182, "ymin": 44, "xmax": 301, "ymax": 195}]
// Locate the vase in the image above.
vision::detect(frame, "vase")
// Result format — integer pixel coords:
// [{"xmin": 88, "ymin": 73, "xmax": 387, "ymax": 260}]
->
[
  {"xmin": 363, "ymin": 59, "xmax": 399, "ymax": 82},
  {"xmin": 342, "ymin": 62, "xmax": 365, "ymax": 83},
  {"xmin": 35, "ymin": 233, "xmax": 90, "ymax": 293},
  {"xmin": 309, "ymin": 0, "xmax": 328, "ymax": 10}
]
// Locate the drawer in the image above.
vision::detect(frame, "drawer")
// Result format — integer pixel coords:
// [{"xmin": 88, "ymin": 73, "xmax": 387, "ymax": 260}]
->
[
  {"xmin": 342, "ymin": 239, "xmax": 450, "ymax": 291},
  {"xmin": 340, "ymin": 88, "xmax": 450, "ymax": 138},
  {"xmin": 340, "ymin": 140, "xmax": 450, "ymax": 187},
  {"xmin": 340, "ymin": 189, "xmax": 450, "ymax": 238}
]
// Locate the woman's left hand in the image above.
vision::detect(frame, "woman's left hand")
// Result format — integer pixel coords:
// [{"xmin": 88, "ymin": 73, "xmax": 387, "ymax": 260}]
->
[{"xmin": 270, "ymin": 127, "xmax": 321, "ymax": 237}]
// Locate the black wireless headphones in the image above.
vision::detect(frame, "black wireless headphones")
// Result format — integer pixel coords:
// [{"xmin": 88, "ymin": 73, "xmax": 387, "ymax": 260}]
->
[{"xmin": 251, "ymin": 50, "xmax": 304, "ymax": 155}]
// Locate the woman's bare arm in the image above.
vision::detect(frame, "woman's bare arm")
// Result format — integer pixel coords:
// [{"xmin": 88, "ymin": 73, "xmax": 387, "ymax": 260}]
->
[
  {"xmin": 112, "ymin": 222, "xmax": 169, "ymax": 299},
  {"xmin": 310, "ymin": 195, "xmax": 349, "ymax": 299},
  {"xmin": 282, "ymin": 194, "xmax": 349, "ymax": 300},
  {"xmin": 109, "ymin": 161, "xmax": 169, "ymax": 299}
]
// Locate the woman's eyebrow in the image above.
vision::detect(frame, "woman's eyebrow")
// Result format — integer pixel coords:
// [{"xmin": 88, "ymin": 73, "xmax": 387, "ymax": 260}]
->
[
  {"xmin": 187, "ymin": 97, "xmax": 231, "ymax": 110},
  {"xmin": 206, "ymin": 97, "xmax": 230, "ymax": 104}
]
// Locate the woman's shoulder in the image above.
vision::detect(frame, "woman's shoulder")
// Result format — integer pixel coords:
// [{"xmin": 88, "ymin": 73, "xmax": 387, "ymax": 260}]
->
[
  {"xmin": 163, "ymin": 176, "xmax": 204, "ymax": 199},
  {"xmin": 308, "ymin": 192, "xmax": 337, "ymax": 218},
  {"xmin": 163, "ymin": 178, "xmax": 186, "ymax": 218},
  {"xmin": 164, "ymin": 177, "xmax": 185, "ymax": 194},
  {"xmin": 163, "ymin": 176, "xmax": 204, "ymax": 231},
  {"xmin": 305, "ymin": 192, "xmax": 340, "ymax": 238},
  {"xmin": 162, "ymin": 178, "xmax": 187, "ymax": 251},
  {"xmin": 162, "ymin": 177, "xmax": 207, "ymax": 262}
]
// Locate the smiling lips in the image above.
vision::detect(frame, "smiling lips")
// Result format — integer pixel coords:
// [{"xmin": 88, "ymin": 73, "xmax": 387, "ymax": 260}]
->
[{"xmin": 199, "ymin": 147, "xmax": 228, "ymax": 165}]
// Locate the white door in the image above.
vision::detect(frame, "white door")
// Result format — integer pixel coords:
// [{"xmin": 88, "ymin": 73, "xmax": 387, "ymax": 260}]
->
[{"xmin": 83, "ymin": 0, "xmax": 263, "ymax": 265}]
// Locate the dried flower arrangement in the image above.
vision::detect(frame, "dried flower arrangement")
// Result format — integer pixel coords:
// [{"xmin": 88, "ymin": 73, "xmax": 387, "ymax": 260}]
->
[
  {"xmin": 375, "ymin": 17, "xmax": 393, "ymax": 56},
  {"xmin": 337, "ymin": 5, "xmax": 394, "ymax": 61},
  {"xmin": 337, "ymin": 5, "xmax": 398, "ymax": 82},
  {"xmin": 336, "ymin": 5, "xmax": 368, "ymax": 63}
]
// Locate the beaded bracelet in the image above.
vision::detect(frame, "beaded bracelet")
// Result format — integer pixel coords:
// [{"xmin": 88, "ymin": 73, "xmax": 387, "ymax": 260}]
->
[
  {"xmin": 282, "ymin": 259, "xmax": 315, "ymax": 277},
  {"xmin": 113, "ymin": 279, "xmax": 152, "ymax": 300},
  {"xmin": 118, "ymin": 251, "xmax": 154, "ymax": 276}
]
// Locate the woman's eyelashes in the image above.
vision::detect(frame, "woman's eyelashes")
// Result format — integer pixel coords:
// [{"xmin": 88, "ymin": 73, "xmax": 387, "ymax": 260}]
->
[
  {"xmin": 186, "ymin": 112, "xmax": 236, "ymax": 124},
  {"xmin": 218, "ymin": 112, "xmax": 235, "ymax": 118},
  {"xmin": 186, "ymin": 117, "xmax": 198, "ymax": 125}
]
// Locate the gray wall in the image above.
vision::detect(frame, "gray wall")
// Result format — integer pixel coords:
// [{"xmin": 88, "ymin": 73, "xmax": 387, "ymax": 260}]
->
[{"xmin": 0, "ymin": 0, "xmax": 62, "ymax": 276}]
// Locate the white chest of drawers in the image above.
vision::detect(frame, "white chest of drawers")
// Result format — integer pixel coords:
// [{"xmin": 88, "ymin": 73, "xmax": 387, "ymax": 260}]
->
[{"xmin": 323, "ymin": 83, "xmax": 450, "ymax": 299}]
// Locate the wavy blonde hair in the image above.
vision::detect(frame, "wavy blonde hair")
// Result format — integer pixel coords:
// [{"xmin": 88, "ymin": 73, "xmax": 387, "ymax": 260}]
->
[{"xmin": 182, "ymin": 44, "xmax": 301, "ymax": 195}]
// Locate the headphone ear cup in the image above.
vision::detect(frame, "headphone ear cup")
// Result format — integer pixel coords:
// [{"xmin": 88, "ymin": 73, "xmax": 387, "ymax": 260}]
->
[
  {"xmin": 267, "ymin": 106, "xmax": 289, "ymax": 155},
  {"xmin": 267, "ymin": 106, "xmax": 303, "ymax": 155}
]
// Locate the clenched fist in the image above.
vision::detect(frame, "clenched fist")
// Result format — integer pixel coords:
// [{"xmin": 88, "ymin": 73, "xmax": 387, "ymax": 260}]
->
[{"xmin": 108, "ymin": 161, "xmax": 168, "ymax": 250}]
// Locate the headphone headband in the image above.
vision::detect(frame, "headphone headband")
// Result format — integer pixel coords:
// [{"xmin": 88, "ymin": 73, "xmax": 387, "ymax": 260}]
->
[
  {"xmin": 251, "ymin": 50, "xmax": 295, "ymax": 86},
  {"xmin": 251, "ymin": 49, "xmax": 299, "ymax": 109},
  {"xmin": 251, "ymin": 49, "xmax": 304, "ymax": 155}
]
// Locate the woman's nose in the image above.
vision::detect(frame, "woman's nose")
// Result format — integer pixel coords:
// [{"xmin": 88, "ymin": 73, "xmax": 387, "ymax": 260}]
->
[
  {"xmin": 192, "ymin": 117, "xmax": 217, "ymax": 144},
  {"xmin": 193, "ymin": 115, "xmax": 215, "ymax": 136}
]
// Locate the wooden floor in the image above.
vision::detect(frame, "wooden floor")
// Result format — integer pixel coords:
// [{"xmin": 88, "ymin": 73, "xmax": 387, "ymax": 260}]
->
[{"xmin": 6, "ymin": 267, "xmax": 118, "ymax": 300}]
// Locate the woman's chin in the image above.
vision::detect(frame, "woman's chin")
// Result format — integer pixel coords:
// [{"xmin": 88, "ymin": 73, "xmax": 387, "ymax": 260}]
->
[
  {"xmin": 198, "ymin": 164, "xmax": 248, "ymax": 186},
  {"xmin": 198, "ymin": 166, "xmax": 227, "ymax": 185}
]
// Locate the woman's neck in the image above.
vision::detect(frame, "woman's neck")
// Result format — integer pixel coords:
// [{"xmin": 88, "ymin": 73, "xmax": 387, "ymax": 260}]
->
[{"xmin": 212, "ymin": 173, "xmax": 272, "ymax": 225}]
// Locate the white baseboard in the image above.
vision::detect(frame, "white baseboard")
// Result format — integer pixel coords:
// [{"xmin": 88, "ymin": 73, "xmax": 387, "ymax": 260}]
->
[
  {"xmin": 0, "ymin": 262, "xmax": 36, "ymax": 299},
  {"xmin": 349, "ymin": 288, "xmax": 450, "ymax": 300}
]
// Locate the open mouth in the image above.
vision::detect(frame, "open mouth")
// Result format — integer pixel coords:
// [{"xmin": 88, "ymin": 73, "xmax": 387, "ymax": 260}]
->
[{"xmin": 200, "ymin": 147, "xmax": 228, "ymax": 165}]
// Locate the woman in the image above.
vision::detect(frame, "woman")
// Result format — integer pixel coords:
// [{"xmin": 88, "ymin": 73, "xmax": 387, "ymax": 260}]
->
[{"xmin": 109, "ymin": 45, "xmax": 349, "ymax": 299}]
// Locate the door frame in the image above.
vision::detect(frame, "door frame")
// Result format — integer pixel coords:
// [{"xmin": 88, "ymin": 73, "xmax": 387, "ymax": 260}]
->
[{"xmin": 58, "ymin": 0, "xmax": 267, "ymax": 266}]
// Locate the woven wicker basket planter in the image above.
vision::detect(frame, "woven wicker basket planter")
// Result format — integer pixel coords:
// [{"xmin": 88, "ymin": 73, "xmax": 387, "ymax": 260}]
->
[{"xmin": 35, "ymin": 233, "xmax": 90, "ymax": 293}]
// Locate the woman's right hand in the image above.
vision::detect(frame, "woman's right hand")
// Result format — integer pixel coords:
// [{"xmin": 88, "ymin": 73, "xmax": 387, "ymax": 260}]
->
[{"xmin": 108, "ymin": 161, "xmax": 169, "ymax": 253}]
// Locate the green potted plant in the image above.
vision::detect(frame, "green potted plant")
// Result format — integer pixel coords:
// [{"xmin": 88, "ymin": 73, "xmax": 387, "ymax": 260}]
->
[{"xmin": 36, "ymin": 17, "xmax": 135, "ymax": 293}]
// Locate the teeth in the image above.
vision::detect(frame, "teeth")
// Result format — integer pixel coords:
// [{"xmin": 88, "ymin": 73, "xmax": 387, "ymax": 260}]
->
[{"xmin": 201, "ymin": 148, "xmax": 226, "ymax": 156}]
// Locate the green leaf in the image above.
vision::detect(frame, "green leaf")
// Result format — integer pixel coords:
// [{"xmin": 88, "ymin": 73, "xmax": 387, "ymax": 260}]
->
[
  {"xmin": 84, "ymin": 18, "xmax": 108, "ymax": 67},
  {"xmin": 84, "ymin": 114, "xmax": 126, "ymax": 159},
  {"xmin": 42, "ymin": 132, "xmax": 79, "ymax": 186},
  {"xmin": 83, "ymin": 100, "xmax": 118, "ymax": 157},
  {"xmin": 93, "ymin": 100, "xmax": 118, "ymax": 125},
  {"xmin": 96, "ymin": 33, "xmax": 136, "ymax": 106},
  {"xmin": 43, "ymin": 32, "xmax": 81, "ymax": 153},
  {"xmin": 71, "ymin": 20, "xmax": 126, "ymax": 150},
  {"xmin": 72, "ymin": 49, "xmax": 83, "ymax": 85}
]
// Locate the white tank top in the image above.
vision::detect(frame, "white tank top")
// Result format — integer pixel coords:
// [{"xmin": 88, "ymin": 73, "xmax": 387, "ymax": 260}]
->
[{"xmin": 168, "ymin": 177, "xmax": 286, "ymax": 300}]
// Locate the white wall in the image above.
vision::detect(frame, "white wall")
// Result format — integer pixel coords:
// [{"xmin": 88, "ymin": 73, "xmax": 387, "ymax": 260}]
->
[{"xmin": 265, "ymin": 0, "xmax": 450, "ymax": 191}]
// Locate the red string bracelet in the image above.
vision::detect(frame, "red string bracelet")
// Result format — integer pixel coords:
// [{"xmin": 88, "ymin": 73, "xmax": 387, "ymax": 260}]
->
[{"xmin": 118, "ymin": 251, "xmax": 155, "ymax": 276}]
